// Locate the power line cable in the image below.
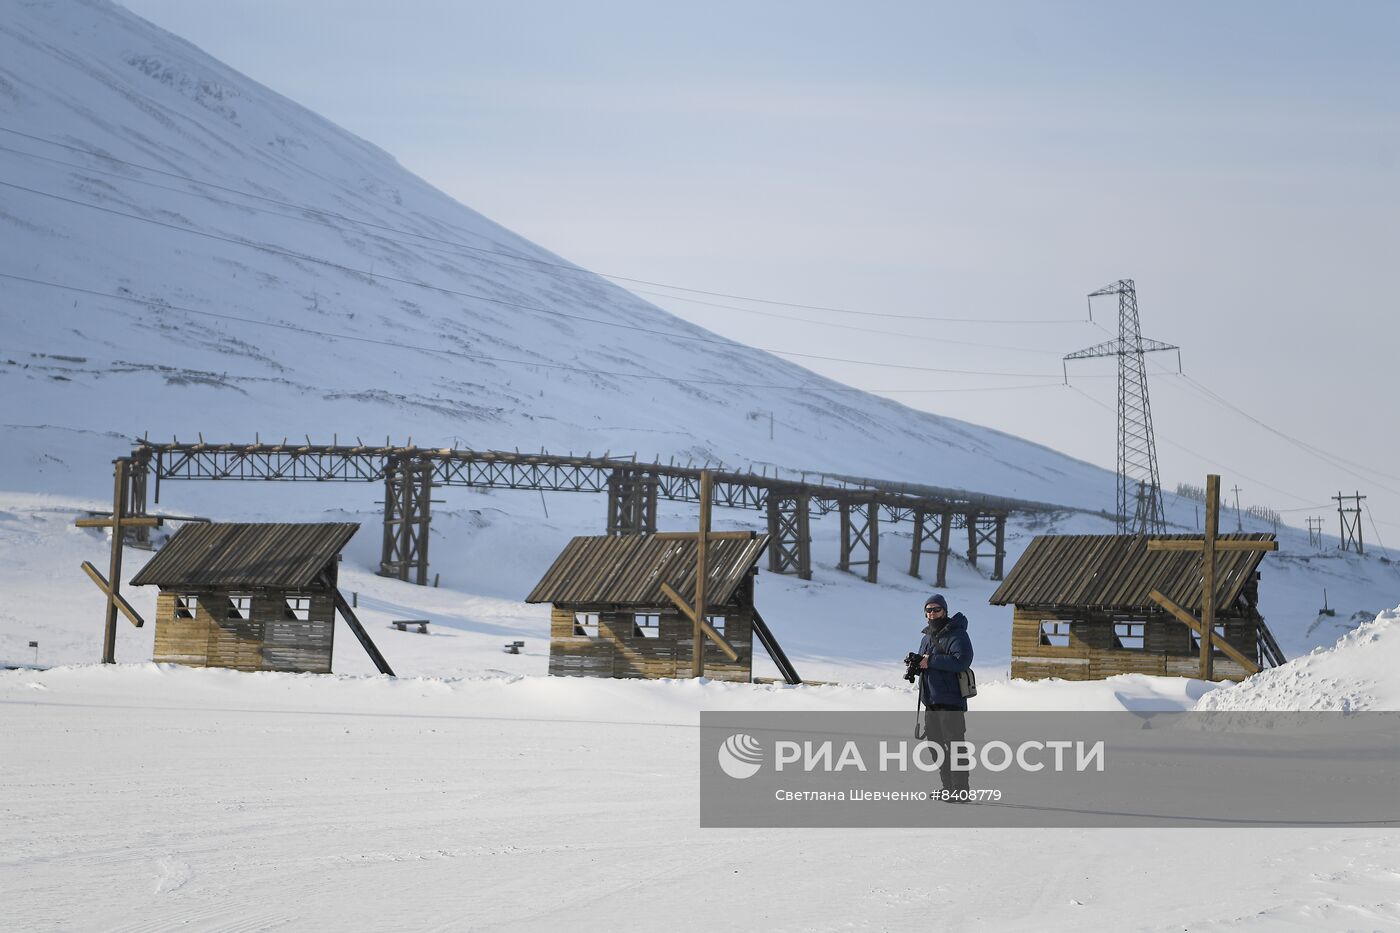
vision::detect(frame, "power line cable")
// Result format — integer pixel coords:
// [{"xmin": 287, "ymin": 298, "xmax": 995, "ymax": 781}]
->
[
  {"xmin": 19, "ymin": 128, "xmax": 1382, "ymax": 506},
  {"xmin": 1, "ymin": 130, "xmax": 1084, "ymax": 354},
  {"xmin": 1067, "ymin": 383, "xmax": 1316, "ymax": 507},
  {"xmin": 0, "ymin": 178, "xmax": 1070, "ymax": 380},
  {"xmin": 867, "ymin": 382, "xmax": 1067, "ymax": 395},
  {"xmin": 1078, "ymin": 320, "xmax": 1400, "ymax": 511},
  {"xmin": 0, "ymin": 270, "xmax": 811, "ymax": 389},
  {"xmin": 0, "ymin": 125, "xmax": 1087, "ymax": 326},
  {"xmin": 1130, "ymin": 360, "xmax": 1400, "ymax": 527},
  {"xmin": 635, "ymin": 281, "xmax": 1086, "ymax": 323},
  {"xmin": 629, "ymin": 287, "xmax": 1067, "ymax": 355},
  {"xmin": 1361, "ymin": 501, "xmax": 1398, "ymax": 566},
  {"xmin": 16, "ymin": 130, "xmax": 1390, "ymax": 516},
  {"xmin": 1181, "ymin": 373, "xmax": 1400, "ymax": 491},
  {"xmin": 0, "ymin": 270, "xmax": 1081, "ymax": 399},
  {"xmin": 1154, "ymin": 368, "xmax": 1400, "ymax": 498}
]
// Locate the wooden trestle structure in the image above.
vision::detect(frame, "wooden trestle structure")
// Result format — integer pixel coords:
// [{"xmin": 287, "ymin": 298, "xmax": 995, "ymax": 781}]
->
[{"xmin": 122, "ymin": 440, "xmax": 1073, "ymax": 588}]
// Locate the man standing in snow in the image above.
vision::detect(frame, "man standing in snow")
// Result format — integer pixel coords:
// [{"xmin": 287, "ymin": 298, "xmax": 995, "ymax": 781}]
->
[{"xmin": 918, "ymin": 593, "xmax": 974, "ymax": 795}]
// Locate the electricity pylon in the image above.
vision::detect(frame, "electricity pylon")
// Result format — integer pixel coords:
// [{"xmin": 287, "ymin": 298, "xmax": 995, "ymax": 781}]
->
[
  {"xmin": 1064, "ymin": 279, "xmax": 1179, "ymax": 535},
  {"xmin": 1333, "ymin": 492, "xmax": 1365, "ymax": 554}
]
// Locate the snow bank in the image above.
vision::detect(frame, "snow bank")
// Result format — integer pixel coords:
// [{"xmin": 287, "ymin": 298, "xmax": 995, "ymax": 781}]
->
[
  {"xmin": 0, "ymin": 660, "xmax": 1215, "ymax": 718},
  {"xmin": 1194, "ymin": 603, "xmax": 1400, "ymax": 711}
]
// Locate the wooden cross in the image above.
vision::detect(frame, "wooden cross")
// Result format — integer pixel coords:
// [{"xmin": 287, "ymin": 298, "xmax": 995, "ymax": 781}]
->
[
  {"xmin": 1146, "ymin": 473, "xmax": 1276, "ymax": 680},
  {"xmin": 653, "ymin": 470, "xmax": 746, "ymax": 678},
  {"xmin": 74, "ymin": 458, "xmax": 161, "ymax": 663}
]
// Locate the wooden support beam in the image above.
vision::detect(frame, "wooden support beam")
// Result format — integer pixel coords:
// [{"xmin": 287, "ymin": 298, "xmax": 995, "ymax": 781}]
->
[
  {"xmin": 834, "ymin": 498, "xmax": 877, "ymax": 582},
  {"xmin": 414, "ymin": 460, "xmax": 431, "ymax": 586},
  {"xmin": 764, "ymin": 492, "xmax": 809, "ymax": 578},
  {"xmin": 693, "ymin": 471, "xmax": 712, "ymax": 676},
  {"xmin": 1147, "ymin": 539, "xmax": 1279, "ymax": 553},
  {"xmin": 935, "ymin": 510, "xmax": 952, "ymax": 588},
  {"xmin": 796, "ymin": 497, "xmax": 812, "ymax": 581},
  {"xmin": 76, "ymin": 459, "xmax": 171, "ymax": 661},
  {"xmin": 330, "ymin": 586, "xmax": 395, "ymax": 676},
  {"xmin": 1201, "ymin": 474, "xmax": 1220, "ymax": 680},
  {"xmin": 866, "ymin": 500, "xmax": 879, "ymax": 584},
  {"xmin": 379, "ymin": 462, "xmax": 399, "ymax": 579},
  {"xmin": 1146, "ymin": 475, "xmax": 1277, "ymax": 679},
  {"xmin": 838, "ymin": 500, "xmax": 851, "ymax": 572},
  {"xmin": 651, "ymin": 531, "xmax": 754, "ymax": 541},
  {"xmin": 1149, "ymin": 588, "xmax": 1261, "ymax": 675},
  {"xmin": 74, "ymin": 516, "xmax": 163, "ymax": 529},
  {"xmin": 992, "ymin": 515, "xmax": 1007, "ymax": 581},
  {"xmin": 751, "ymin": 608, "xmax": 801, "ymax": 685},
  {"xmin": 909, "ymin": 508, "xmax": 925, "ymax": 578},
  {"xmin": 660, "ymin": 581, "xmax": 739, "ymax": 662},
  {"xmin": 399, "ymin": 459, "xmax": 413, "ymax": 582},
  {"xmin": 102, "ymin": 459, "xmax": 127, "ymax": 663},
  {"xmin": 127, "ymin": 455, "xmax": 152, "ymax": 547},
  {"xmin": 79, "ymin": 561, "xmax": 146, "ymax": 628}
]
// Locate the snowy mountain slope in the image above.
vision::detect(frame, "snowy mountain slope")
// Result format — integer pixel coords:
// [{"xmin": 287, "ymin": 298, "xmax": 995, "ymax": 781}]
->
[{"xmin": 2, "ymin": 0, "xmax": 1108, "ymax": 512}]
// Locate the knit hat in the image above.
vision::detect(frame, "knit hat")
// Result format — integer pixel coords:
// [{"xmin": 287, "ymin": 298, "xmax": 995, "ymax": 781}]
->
[{"xmin": 924, "ymin": 594, "xmax": 948, "ymax": 611}]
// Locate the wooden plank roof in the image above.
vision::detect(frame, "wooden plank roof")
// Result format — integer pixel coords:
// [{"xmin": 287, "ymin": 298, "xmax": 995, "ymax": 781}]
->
[
  {"xmin": 526, "ymin": 534, "xmax": 770, "ymax": 608},
  {"xmin": 988, "ymin": 534, "xmax": 1274, "ymax": 613},
  {"xmin": 131, "ymin": 523, "xmax": 359, "ymax": 589}
]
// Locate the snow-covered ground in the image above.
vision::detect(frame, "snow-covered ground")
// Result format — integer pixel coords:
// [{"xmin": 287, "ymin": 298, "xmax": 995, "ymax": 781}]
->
[{"xmin": 5, "ymin": 639, "xmax": 1400, "ymax": 931}]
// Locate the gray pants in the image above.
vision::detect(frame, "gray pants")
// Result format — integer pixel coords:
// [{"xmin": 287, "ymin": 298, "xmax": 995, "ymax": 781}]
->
[{"xmin": 921, "ymin": 708, "xmax": 970, "ymax": 793}]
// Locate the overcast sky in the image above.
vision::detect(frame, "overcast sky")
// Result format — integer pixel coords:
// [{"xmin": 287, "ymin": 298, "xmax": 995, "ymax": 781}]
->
[{"xmin": 119, "ymin": 1, "xmax": 1400, "ymax": 544}]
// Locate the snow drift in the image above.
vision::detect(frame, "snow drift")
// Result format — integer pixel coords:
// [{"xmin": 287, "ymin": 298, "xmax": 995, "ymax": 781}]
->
[{"xmin": 1195, "ymin": 603, "xmax": 1400, "ymax": 711}]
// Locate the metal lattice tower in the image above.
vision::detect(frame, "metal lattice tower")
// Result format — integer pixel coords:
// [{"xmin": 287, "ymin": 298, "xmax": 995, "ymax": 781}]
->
[{"xmin": 1064, "ymin": 279, "xmax": 1179, "ymax": 535}]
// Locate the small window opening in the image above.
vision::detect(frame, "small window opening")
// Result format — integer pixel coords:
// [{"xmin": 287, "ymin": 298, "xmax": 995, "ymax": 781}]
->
[
  {"xmin": 227, "ymin": 595, "xmax": 253, "ymax": 621},
  {"xmin": 1114, "ymin": 622, "xmax": 1146, "ymax": 650},
  {"xmin": 174, "ymin": 595, "xmax": 199, "ymax": 620},
  {"xmin": 285, "ymin": 596, "xmax": 311, "ymax": 621},
  {"xmin": 573, "ymin": 611, "xmax": 600, "ymax": 637},
  {"xmin": 633, "ymin": 612, "xmax": 661, "ymax": 639},
  {"xmin": 1039, "ymin": 620, "xmax": 1071, "ymax": 647},
  {"xmin": 1190, "ymin": 624, "xmax": 1228, "ymax": 653}
]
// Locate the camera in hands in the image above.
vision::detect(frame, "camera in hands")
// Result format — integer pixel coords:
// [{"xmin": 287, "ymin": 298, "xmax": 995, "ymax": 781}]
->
[{"xmin": 902, "ymin": 652, "xmax": 923, "ymax": 683}]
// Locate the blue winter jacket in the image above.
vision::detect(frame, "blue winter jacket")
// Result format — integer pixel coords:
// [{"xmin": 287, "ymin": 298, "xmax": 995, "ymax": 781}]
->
[{"xmin": 918, "ymin": 612, "xmax": 974, "ymax": 710}]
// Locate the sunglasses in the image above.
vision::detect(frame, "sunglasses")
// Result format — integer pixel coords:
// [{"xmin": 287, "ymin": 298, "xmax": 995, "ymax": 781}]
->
[{"xmin": 925, "ymin": 607, "xmax": 944, "ymax": 613}]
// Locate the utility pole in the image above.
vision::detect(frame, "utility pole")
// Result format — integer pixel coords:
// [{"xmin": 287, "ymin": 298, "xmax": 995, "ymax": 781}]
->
[
  {"xmin": 1064, "ymin": 279, "xmax": 1179, "ymax": 535},
  {"xmin": 1307, "ymin": 516, "xmax": 1324, "ymax": 548},
  {"xmin": 74, "ymin": 458, "xmax": 160, "ymax": 662},
  {"xmin": 1333, "ymin": 492, "xmax": 1365, "ymax": 554},
  {"xmin": 1231, "ymin": 484, "xmax": 1243, "ymax": 532},
  {"xmin": 655, "ymin": 471, "xmax": 745, "ymax": 679},
  {"xmin": 1148, "ymin": 474, "xmax": 1277, "ymax": 680}
]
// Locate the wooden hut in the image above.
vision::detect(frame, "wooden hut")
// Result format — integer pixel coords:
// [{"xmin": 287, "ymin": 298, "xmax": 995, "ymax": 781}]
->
[
  {"xmin": 525, "ymin": 534, "xmax": 771, "ymax": 681},
  {"xmin": 989, "ymin": 534, "xmax": 1285, "ymax": 682},
  {"xmin": 131, "ymin": 522, "xmax": 359, "ymax": 673}
]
